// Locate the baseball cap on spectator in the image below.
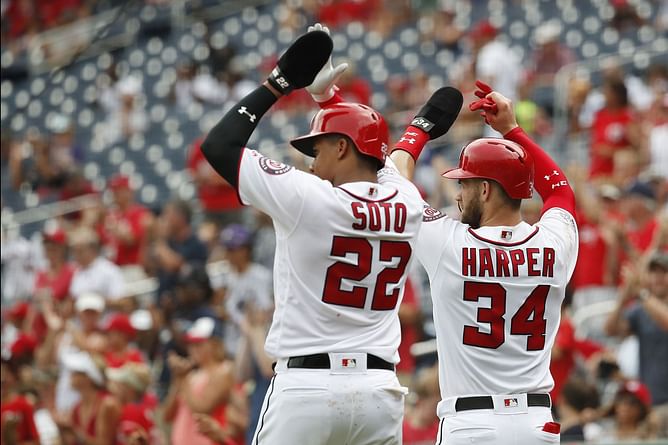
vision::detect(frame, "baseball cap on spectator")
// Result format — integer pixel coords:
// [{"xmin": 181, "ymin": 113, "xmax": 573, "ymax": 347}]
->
[
  {"xmin": 103, "ymin": 313, "xmax": 136, "ymax": 339},
  {"xmin": 108, "ymin": 174, "xmax": 131, "ymax": 191},
  {"xmin": 130, "ymin": 309, "xmax": 153, "ymax": 331},
  {"xmin": 42, "ymin": 226, "xmax": 67, "ymax": 245},
  {"xmin": 648, "ymin": 252, "xmax": 668, "ymax": 271},
  {"xmin": 63, "ymin": 351, "xmax": 105, "ymax": 386},
  {"xmin": 470, "ymin": 20, "xmax": 498, "ymax": 40},
  {"xmin": 6, "ymin": 301, "xmax": 30, "ymax": 321},
  {"xmin": 185, "ymin": 317, "xmax": 224, "ymax": 343},
  {"xmin": 75, "ymin": 292, "xmax": 106, "ymax": 313},
  {"xmin": 106, "ymin": 362, "xmax": 151, "ymax": 393},
  {"xmin": 220, "ymin": 224, "xmax": 253, "ymax": 249},
  {"xmin": 10, "ymin": 333, "xmax": 38, "ymax": 361},
  {"xmin": 618, "ymin": 380, "xmax": 652, "ymax": 408}
]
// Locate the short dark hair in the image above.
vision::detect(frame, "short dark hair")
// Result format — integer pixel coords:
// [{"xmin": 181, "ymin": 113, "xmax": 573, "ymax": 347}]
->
[
  {"xmin": 475, "ymin": 179, "xmax": 522, "ymax": 210},
  {"xmin": 323, "ymin": 133, "xmax": 382, "ymax": 171},
  {"xmin": 493, "ymin": 181, "xmax": 522, "ymax": 210},
  {"xmin": 561, "ymin": 377, "xmax": 600, "ymax": 411},
  {"xmin": 604, "ymin": 78, "xmax": 628, "ymax": 107}
]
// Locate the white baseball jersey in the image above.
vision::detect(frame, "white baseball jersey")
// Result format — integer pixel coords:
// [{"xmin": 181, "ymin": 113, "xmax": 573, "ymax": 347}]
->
[
  {"xmin": 237, "ymin": 149, "xmax": 423, "ymax": 363},
  {"xmin": 416, "ymin": 204, "xmax": 578, "ymax": 407}
]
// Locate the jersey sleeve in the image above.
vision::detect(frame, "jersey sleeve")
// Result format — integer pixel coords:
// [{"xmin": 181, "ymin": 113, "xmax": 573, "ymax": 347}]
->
[
  {"xmin": 238, "ymin": 149, "xmax": 316, "ymax": 232},
  {"xmin": 537, "ymin": 207, "xmax": 579, "ymax": 280},
  {"xmin": 377, "ymin": 157, "xmax": 423, "ymax": 201},
  {"xmin": 415, "ymin": 205, "xmax": 455, "ymax": 278}
]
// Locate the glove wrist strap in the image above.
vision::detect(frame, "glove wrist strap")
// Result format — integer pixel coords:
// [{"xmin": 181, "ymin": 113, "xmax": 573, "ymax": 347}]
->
[
  {"xmin": 267, "ymin": 66, "xmax": 295, "ymax": 95},
  {"xmin": 310, "ymin": 87, "xmax": 336, "ymax": 103},
  {"xmin": 391, "ymin": 126, "xmax": 430, "ymax": 161}
]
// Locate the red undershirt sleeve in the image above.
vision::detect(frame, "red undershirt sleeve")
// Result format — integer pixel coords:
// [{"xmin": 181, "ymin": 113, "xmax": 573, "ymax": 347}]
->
[{"xmin": 504, "ymin": 127, "xmax": 576, "ymax": 216}]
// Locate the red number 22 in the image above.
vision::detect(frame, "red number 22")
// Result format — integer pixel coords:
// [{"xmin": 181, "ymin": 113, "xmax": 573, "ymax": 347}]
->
[{"xmin": 323, "ymin": 236, "xmax": 412, "ymax": 311}]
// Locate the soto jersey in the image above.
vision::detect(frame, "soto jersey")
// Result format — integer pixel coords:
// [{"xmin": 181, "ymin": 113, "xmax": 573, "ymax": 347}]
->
[
  {"xmin": 416, "ymin": 203, "xmax": 578, "ymax": 410},
  {"xmin": 238, "ymin": 149, "xmax": 423, "ymax": 363}
]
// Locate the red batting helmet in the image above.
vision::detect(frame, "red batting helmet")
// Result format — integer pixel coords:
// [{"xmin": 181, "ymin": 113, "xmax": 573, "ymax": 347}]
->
[
  {"xmin": 290, "ymin": 102, "xmax": 389, "ymax": 166},
  {"xmin": 442, "ymin": 138, "xmax": 534, "ymax": 199}
]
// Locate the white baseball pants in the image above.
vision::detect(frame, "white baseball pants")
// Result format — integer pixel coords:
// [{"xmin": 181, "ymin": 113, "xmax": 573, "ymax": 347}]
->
[
  {"xmin": 251, "ymin": 355, "xmax": 407, "ymax": 445},
  {"xmin": 435, "ymin": 394, "xmax": 560, "ymax": 444}
]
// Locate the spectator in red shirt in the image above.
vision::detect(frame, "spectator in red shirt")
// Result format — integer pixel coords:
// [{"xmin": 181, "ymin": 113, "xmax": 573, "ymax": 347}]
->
[
  {"xmin": 106, "ymin": 362, "xmax": 159, "ymax": 445},
  {"xmin": 34, "ymin": 226, "xmax": 75, "ymax": 302},
  {"xmin": 1, "ymin": 358, "xmax": 40, "ymax": 445},
  {"xmin": 589, "ymin": 77, "xmax": 640, "ymax": 180},
  {"xmin": 550, "ymin": 309, "xmax": 577, "ymax": 405},
  {"xmin": 187, "ymin": 138, "xmax": 244, "ymax": 227},
  {"xmin": 103, "ymin": 313, "xmax": 144, "ymax": 369},
  {"xmin": 103, "ymin": 174, "xmax": 152, "ymax": 267},
  {"xmin": 403, "ymin": 365, "xmax": 441, "ymax": 445},
  {"xmin": 620, "ymin": 181, "xmax": 661, "ymax": 257},
  {"xmin": 56, "ymin": 351, "xmax": 120, "ymax": 445},
  {"xmin": 316, "ymin": 0, "xmax": 380, "ymax": 28}
]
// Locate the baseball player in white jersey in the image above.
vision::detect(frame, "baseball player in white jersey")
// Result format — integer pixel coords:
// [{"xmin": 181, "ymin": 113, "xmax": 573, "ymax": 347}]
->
[
  {"xmin": 200, "ymin": 28, "xmax": 424, "ymax": 444},
  {"xmin": 384, "ymin": 80, "xmax": 579, "ymax": 444}
]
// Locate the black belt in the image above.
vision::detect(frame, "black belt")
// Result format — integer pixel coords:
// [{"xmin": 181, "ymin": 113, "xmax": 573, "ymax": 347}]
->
[
  {"xmin": 286, "ymin": 353, "xmax": 394, "ymax": 371},
  {"xmin": 455, "ymin": 393, "xmax": 551, "ymax": 412}
]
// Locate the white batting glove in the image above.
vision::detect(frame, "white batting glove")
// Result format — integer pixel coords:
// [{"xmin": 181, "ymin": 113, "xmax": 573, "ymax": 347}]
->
[{"xmin": 306, "ymin": 23, "xmax": 348, "ymax": 102}]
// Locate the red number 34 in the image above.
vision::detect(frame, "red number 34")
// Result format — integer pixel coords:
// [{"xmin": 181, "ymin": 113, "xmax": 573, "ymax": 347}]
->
[
  {"xmin": 463, "ymin": 281, "xmax": 550, "ymax": 351},
  {"xmin": 322, "ymin": 236, "xmax": 412, "ymax": 311}
]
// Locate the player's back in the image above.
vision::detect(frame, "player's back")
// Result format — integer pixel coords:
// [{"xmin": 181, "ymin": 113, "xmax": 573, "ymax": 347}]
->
[
  {"xmin": 265, "ymin": 179, "xmax": 422, "ymax": 362},
  {"xmin": 417, "ymin": 207, "xmax": 578, "ymax": 403}
]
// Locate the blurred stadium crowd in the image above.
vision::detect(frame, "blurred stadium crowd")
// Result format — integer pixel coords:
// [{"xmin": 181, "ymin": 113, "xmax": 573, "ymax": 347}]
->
[{"xmin": 0, "ymin": 0, "xmax": 667, "ymax": 444}]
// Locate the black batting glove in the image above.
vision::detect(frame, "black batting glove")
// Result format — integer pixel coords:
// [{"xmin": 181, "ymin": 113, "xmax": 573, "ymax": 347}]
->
[{"xmin": 267, "ymin": 30, "xmax": 333, "ymax": 95}]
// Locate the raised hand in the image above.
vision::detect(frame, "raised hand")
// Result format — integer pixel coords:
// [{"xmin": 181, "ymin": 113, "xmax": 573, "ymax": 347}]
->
[
  {"xmin": 392, "ymin": 86, "xmax": 463, "ymax": 162},
  {"xmin": 469, "ymin": 81, "xmax": 518, "ymax": 135},
  {"xmin": 306, "ymin": 23, "xmax": 349, "ymax": 102},
  {"xmin": 266, "ymin": 28, "xmax": 333, "ymax": 96}
]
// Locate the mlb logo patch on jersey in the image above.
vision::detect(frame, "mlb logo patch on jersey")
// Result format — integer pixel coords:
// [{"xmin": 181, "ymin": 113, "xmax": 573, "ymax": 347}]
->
[
  {"xmin": 504, "ymin": 398, "xmax": 518, "ymax": 407},
  {"xmin": 341, "ymin": 358, "xmax": 357, "ymax": 368},
  {"xmin": 500, "ymin": 230, "xmax": 513, "ymax": 241}
]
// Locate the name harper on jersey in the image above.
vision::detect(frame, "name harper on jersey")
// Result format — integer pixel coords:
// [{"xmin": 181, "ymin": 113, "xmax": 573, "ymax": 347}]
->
[
  {"xmin": 462, "ymin": 247, "xmax": 555, "ymax": 277},
  {"xmin": 351, "ymin": 202, "xmax": 407, "ymax": 233}
]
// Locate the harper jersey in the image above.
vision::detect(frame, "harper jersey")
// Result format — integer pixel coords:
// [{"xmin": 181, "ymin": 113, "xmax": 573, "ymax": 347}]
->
[
  {"xmin": 237, "ymin": 149, "xmax": 423, "ymax": 363},
  {"xmin": 380, "ymin": 159, "xmax": 578, "ymax": 409},
  {"xmin": 422, "ymin": 207, "xmax": 577, "ymax": 407}
]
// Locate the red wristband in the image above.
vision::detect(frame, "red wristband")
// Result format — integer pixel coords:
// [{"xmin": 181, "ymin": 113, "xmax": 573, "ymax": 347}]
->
[
  {"xmin": 317, "ymin": 91, "xmax": 344, "ymax": 108},
  {"xmin": 391, "ymin": 126, "xmax": 430, "ymax": 161}
]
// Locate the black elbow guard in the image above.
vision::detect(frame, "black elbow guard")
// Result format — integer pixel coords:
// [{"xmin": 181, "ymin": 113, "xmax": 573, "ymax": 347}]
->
[{"xmin": 201, "ymin": 86, "xmax": 278, "ymax": 188}]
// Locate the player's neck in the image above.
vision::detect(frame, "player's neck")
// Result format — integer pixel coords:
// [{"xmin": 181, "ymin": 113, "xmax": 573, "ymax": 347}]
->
[
  {"xmin": 332, "ymin": 168, "xmax": 377, "ymax": 187},
  {"xmin": 479, "ymin": 207, "xmax": 522, "ymax": 228}
]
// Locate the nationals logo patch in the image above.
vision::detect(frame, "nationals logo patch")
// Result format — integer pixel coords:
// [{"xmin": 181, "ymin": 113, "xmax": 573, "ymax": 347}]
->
[
  {"xmin": 423, "ymin": 206, "xmax": 446, "ymax": 222},
  {"xmin": 259, "ymin": 156, "xmax": 293, "ymax": 175}
]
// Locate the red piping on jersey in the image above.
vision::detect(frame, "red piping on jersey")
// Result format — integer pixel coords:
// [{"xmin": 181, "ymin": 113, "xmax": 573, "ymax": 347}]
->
[
  {"xmin": 235, "ymin": 148, "xmax": 247, "ymax": 206},
  {"xmin": 336, "ymin": 186, "xmax": 398, "ymax": 203},
  {"xmin": 467, "ymin": 226, "xmax": 540, "ymax": 247}
]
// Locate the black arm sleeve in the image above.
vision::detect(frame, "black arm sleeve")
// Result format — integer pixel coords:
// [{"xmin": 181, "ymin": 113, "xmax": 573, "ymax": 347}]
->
[{"xmin": 200, "ymin": 85, "xmax": 278, "ymax": 188}]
